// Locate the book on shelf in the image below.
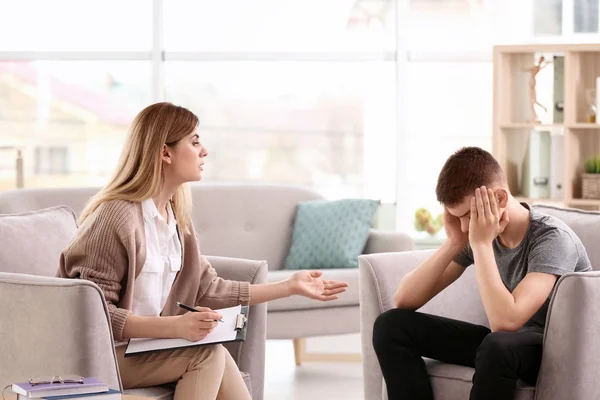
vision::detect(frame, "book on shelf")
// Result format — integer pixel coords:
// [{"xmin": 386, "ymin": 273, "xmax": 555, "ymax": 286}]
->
[
  {"xmin": 11, "ymin": 378, "xmax": 109, "ymax": 399},
  {"xmin": 550, "ymin": 132, "xmax": 565, "ymax": 200},
  {"xmin": 522, "ymin": 129, "xmax": 551, "ymax": 199},
  {"xmin": 553, "ymin": 55, "xmax": 564, "ymax": 123}
]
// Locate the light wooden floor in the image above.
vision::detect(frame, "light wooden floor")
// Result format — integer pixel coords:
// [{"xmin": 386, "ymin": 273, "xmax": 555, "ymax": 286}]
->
[{"xmin": 264, "ymin": 339, "xmax": 364, "ymax": 400}]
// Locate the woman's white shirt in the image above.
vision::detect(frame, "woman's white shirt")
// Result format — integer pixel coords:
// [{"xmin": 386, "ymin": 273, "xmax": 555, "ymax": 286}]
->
[{"xmin": 132, "ymin": 198, "xmax": 182, "ymax": 317}]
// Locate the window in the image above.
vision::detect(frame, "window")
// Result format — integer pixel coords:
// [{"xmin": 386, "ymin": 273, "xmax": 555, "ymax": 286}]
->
[
  {"xmin": 0, "ymin": 147, "xmax": 18, "ymax": 189},
  {"xmin": 163, "ymin": 0, "xmax": 397, "ymax": 202},
  {"xmin": 407, "ymin": 0, "xmax": 534, "ymax": 52},
  {"xmin": 0, "ymin": 0, "xmax": 152, "ymax": 51},
  {"xmin": 400, "ymin": 61, "xmax": 492, "ymax": 232},
  {"xmin": 165, "ymin": 60, "xmax": 396, "ymax": 201},
  {"xmin": 34, "ymin": 146, "xmax": 69, "ymax": 175},
  {"xmin": 0, "ymin": 60, "xmax": 151, "ymax": 187},
  {"xmin": 164, "ymin": 0, "xmax": 395, "ymax": 53},
  {"xmin": 532, "ymin": 0, "xmax": 600, "ymax": 37},
  {"xmin": 534, "ymin": 0, "xmax": 562, "ymax": 35},
  {"xmin": 574, "ymin": 0, "xmax": 599, "ymax": 33}
]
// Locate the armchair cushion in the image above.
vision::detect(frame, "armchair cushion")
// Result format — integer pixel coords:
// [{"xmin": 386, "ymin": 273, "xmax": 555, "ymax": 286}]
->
[
  {"xmin": 425, "ymin": 359, "xmax": 535, "ymax": 400},
  {"xmin": 284, "ymin": 198, "xmax": 380, "ymax": 270},
  {"xmin": 0, "ymin": 205, "xmax": 77, "ymax": 276}
]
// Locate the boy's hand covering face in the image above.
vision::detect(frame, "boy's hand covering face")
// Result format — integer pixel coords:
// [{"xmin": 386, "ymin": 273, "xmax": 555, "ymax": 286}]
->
[
  {"xmin": 443, "ymin": 207, "xmax": 468, "ymax": 248},
  {"xmin": 468, "ymin": 186, "xmax": 509, "ymax": 246}
]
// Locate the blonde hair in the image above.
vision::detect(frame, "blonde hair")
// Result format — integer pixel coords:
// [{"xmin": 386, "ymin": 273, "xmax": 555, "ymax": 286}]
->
[{"xmin": 80, "ymin": 102, "xmax": 199, "ymax": 233}]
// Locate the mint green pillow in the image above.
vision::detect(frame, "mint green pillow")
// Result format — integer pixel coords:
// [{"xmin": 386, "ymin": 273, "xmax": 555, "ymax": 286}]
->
[{"xmin": 284, "ymin": 198, "xmax": 380, "ymax": 269}]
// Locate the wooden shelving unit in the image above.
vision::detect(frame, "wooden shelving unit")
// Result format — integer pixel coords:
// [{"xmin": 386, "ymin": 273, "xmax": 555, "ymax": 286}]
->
[
  {"xmin": 493, "ymin": 43, "xmax": 600, "ymax": 211},
  {"xmin": 568, "ymin": 123, "xmax": 600, "ymax": 129},
  {"xmin": 499, "ymin": 123, "xmax": 563, "ymax": 129}
]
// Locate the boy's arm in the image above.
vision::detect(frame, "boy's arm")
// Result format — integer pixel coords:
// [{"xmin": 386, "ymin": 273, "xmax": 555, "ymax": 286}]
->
[
  {"xmin": 395, "ymin": 207, "xmax": 473, "ymax": 310},
  {"xmin": 471, "ymin": 242, "xmax": 557, "ymax": 332},
  {"xmin": 394, "ymin": 240, "xmax": 466, "ymax": 309},
  {"xmin": 470, "ymin": 187, "xmax": 561, "ymax": 332}
]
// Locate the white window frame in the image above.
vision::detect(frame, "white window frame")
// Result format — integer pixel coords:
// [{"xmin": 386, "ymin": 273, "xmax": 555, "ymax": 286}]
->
[{"xmin": 564, "ymin": 0, "xmax": 600, "ymax": 38}]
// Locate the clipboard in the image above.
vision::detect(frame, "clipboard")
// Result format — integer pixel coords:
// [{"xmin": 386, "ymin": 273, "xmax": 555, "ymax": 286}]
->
[
  {"xmin": 233, "ymin": 305, "xmax": 249, "ymax": 341},
  {"xmin": 124, "ymin": 305, "xmax": 249, "ymax": 357}
]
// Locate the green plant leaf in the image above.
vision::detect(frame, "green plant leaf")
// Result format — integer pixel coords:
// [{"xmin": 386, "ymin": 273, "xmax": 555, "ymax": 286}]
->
[{"xmin": 585, "ymin": 157, "xmax": 600, "ymax": 174}]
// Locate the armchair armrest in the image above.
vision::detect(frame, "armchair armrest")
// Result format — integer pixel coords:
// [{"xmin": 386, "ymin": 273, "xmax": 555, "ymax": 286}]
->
[
  {"xmin": 359, "ymin": 250, "xmax": 434, "ymax": 400},
  {"xmin": 364, "ymin": 229, "xmax": 414, "ymax": 254},
  {"xmin": 535, "ymin": 271, "xmax": 600, "ymax": 400},
  {"xmin": 0, "ymin": 272, "xmax": 121, "ymax": 393},
  {"xmin": 205, "ymin": 256, "xmax": 268, "ymax": 400}
]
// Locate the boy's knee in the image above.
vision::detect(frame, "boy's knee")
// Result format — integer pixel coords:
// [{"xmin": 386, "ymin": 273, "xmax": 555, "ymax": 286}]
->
[
  {"xmin": 475, "ymin": 332, "xmax": 513, "ymax": 366},
  {"xmin": 373, "ymin": 308, "xmax": 417, "ymax": 353}
]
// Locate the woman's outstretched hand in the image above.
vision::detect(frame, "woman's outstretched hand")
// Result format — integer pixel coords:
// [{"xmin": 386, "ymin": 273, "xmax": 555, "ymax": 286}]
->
[{"xmin": 288, "ymin": 270, "xmax": 348, "ymax": 301}]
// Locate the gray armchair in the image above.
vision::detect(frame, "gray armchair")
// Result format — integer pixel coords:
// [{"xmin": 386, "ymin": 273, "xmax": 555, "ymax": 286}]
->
[
  {"xmin": 0, "ymin": 206, "xmax": 268, "ymax": 400},
  {"xmin": 359, "ymin": 204, "xmax": 600, "ymax": 400}
]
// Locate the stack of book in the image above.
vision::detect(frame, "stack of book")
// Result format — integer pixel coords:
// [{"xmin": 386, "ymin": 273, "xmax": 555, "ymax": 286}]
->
[{"xmin": 11, "ymin": 377, "xmax": 120, "ymax": 399}]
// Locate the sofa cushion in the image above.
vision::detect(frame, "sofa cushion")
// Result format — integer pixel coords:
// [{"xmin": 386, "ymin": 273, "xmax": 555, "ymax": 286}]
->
[
  {"xmin": 0, "ymin": 206, "xmax": 77, "ymax": 276},
  {"xmin": 533, "ymin": 204, "xmax": 600, "ymax": 269},
  {"xmin": 425, "ymin": 359, "xmax": 535, "ymax": 400},
  {"xmin": 284, "ymin": 198, "xmax": 380, "ymax": 270},
  {"xmin": 266, "ymin": 268, "xmax": 359, "ymax": 311}
]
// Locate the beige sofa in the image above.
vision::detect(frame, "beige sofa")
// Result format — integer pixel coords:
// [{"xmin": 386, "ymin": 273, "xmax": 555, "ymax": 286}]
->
[
  {"xmin": 359, "ymin": 204, "xmax": 600, "ymax": 400},
  {"xmin": 0, "ymin": 183, "xmax": 413, "ymax": 364}
]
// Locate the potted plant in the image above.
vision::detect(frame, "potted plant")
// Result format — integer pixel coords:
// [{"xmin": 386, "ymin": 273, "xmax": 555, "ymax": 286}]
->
[{"xmin": 582, "ymin": 156, "xmax": 600, "ymax": 199}]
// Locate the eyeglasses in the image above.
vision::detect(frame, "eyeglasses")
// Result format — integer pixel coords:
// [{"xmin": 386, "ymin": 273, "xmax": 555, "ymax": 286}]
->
[{"xmin": 29, "ymin": 375, "xmax": 84, "ymax": 386}]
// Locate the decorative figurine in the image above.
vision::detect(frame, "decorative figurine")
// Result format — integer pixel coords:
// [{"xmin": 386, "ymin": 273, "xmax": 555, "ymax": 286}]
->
[{"xmin": 523, "ymin": 56, "xmax": 551, "ymax": 123}]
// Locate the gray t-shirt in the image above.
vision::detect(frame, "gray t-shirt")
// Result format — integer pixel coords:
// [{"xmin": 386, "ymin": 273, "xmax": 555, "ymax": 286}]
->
[{"xmin": 454, "ymin": 203, "xmax": 592, "ymax": 333}]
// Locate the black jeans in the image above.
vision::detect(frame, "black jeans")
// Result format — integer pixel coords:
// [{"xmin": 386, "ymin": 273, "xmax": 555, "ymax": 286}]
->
[{"xmin": 372, "ymin": 309, "xmax": 543, "ymax": 400}]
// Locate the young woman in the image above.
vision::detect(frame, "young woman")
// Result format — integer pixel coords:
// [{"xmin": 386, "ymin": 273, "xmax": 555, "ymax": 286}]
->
[{"xmin": 58, "ymin": 102, "xmax": 348, "ymax": 400}]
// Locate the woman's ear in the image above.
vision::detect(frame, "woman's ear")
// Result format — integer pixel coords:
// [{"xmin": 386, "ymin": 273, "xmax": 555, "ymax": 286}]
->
[
  {"xmin": 162, "ymin": 144, "xmax": 172, "ymax": 164},
  {"xmin": 496, "ymin": 188, "xmax": 509, "ymax": 208}
]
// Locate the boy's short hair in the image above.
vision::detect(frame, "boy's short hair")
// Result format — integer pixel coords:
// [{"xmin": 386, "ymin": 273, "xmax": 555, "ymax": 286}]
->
[{"xmin": 436, "ymin": 146, "xmax": 507, "ymax": 206}]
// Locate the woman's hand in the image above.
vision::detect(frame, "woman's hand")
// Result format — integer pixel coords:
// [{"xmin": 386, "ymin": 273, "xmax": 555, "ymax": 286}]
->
[
  {"xmin": 288, "ymin": 270, "xmax": 348, "ymax": 301},
  {"xmin": 174, "ymin": 307, "xmax": 223, "ymax": 342}
]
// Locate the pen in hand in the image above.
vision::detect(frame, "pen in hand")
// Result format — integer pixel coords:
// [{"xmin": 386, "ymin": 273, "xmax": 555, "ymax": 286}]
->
[{"xmin": 177, "ymin": 301, "xmax": 225, "ymax": 323}]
